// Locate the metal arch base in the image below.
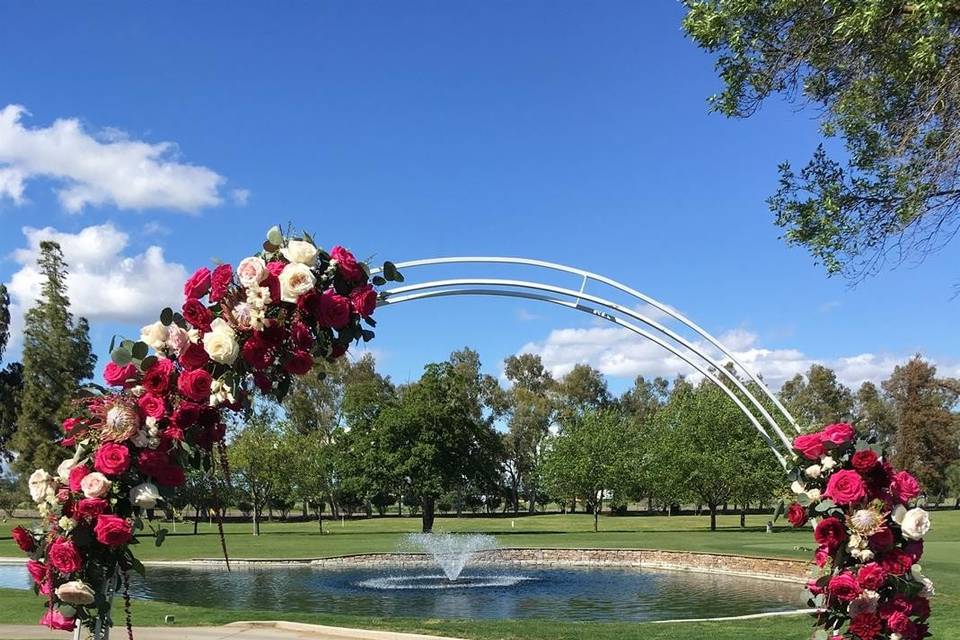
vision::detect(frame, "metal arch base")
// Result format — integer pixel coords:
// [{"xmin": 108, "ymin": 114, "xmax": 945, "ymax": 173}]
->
[{"xmin": 371, "ymin": 257, "xmax": 799, "ymax": 465}]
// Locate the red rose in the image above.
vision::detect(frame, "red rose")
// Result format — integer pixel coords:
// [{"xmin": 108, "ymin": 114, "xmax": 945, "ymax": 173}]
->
[
  {"xmin": 178, "ymin": 342, "xmax": 209, "ymax": 371},
  {"xmin": 183, "ymin": 267, "xmax": 211, "ymax": 300},
  {"xmin": 912, "ymin": 596, "xmax": 931, "ymax": 620},
  {"xmin": 329, "ymin": 342, "xmax": 348, "ymax": 359},
  {"xmin": 827, "ymin": 572, "xmax": 861, "ymax": 601},
  {"xmin": 103, "ymin": 361, "xmax": 138, "ymax": 387},
  {"xmin": 74, "ymin": 498, "xmax": 109, "ymax": 520},
  {"xmin": 284, "ymin": 350, "xmax": 314, "ymax": 375},
  {"xmin": 67, "ymin": 464, "xmax": 89, "ymax": 492},
  {"xmin": 264, "ymin": 273, "xmax": 281, "ymax": 305},
  {"xmin": 821, "ymin": 422, "xmax": 855, "ymax": 446},
  {"xmin": 11, "ymin": 526, "xmax": 35, "ymax": 552},
  {"xmin": 848, "ymin": 613, "xmax": 882, "ymax": 640},
  {"xmin": 869, "ymin": 527, "xmax": 894, "ymax": 551},
  {"xmin": 27, "ymin": 559, "xmax": 46, "ymax": 584},
  {"xmin": 851, "ymin": 449, "xmax": 879, "ymax": 474},
  {"xmin": 138, "ymin": 450, "xmax": 172, "ymax": 477},
  {"xmin": 349, "ymin": 284, "xmax": 377, "ymax": 317},
  {"xmin": 155, "ymin": 464, "xmax": 185, "ymax": 487},
  {"xmin": 209, "ymin": 264, "xmax": 233, "ymax": 302},
  {"xmin": 880, "ymin": 548, "xmax": 913, "ymax": 575},
  {"xmin": 171, "ymin": 402, "xmax": 202, "ymax": 428},
  {"xmin": 253, "ymin": 373, "xmax": 272, "ymax": 392},
  {"xmin": 786, "ymin": 503, "xmax": 807, "ymax": 527},
  {"xmin": 879, "ymin": 594, "xmax": 914, "ymax": 617},
  {"xmin": 94, "ymin": 515, "xmax": 133, "ymax": 546},
  {"xmin": 94, "ymin": 442, "xmax": 131, "ymax": 477},
  {"xmin": 241, "ymin": 334, "xmax": 273, "ymax": 370},
  {"xmin": 260, "ymin": 324, "xmax": 286, "ymax": 347},
  {"xmin": 314, "ymin": 289, "xmax": 351, "ymax": 328},
  {"xmin": 178, "ymin": 368, "xmax": 212, "ymax": 402},
  {"xmin": 291, "ymin": 321, "xmax": 314, "ymax": 349},
  {"xmin": 40, "ymin": 609, "xmax": 75, "ymax": 631},
  {"xmin": 903, "ymin": 539, "xmax": 924, "ymax": 563},
  {"xmin": 825, "ymin": 469, "xmax": 867, "ymax": 505},
  {"xmin": 886, "ymin": 611, "xmax": 911, "ymax": 634},
  {"xmin": 890, "ymin": 470, "xmax": 921, "ymax": 503},
  {"xmin": 857, "ymin": 562, "xmax": 887, "ymax": 590},
  {"xmin": 138, "ymin": 393, "xmax": 167, "ymax": 419},
  {"xmin": 792, "ymin": 433, "xmax": 825, "ymax": 460},
  {"xmin": 814, "ymin": 516, "xmax": 847, "ymax": 551},
  {"xmin": 182, "ymin": 298, "xmax": 213, "ymax": 332},
  {"xmin": 331, "ymin": 246, "xmax": 365, "ymax": 282},
  {"xmin": 47, "ymin": 538, "xmax": 82, "ymax": 574},
  {"xmin": 163, "ymin": 426, "xmax": 185, "ymax": 442},
  {"xmin": 142, "ymin": 358, "xmax": 175, "ymax": 395}
]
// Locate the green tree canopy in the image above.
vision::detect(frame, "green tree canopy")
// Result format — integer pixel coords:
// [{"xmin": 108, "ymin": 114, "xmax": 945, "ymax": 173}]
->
[{"xmin": 684, "ymin": 0, "xmax": 960, "ymax": 279}]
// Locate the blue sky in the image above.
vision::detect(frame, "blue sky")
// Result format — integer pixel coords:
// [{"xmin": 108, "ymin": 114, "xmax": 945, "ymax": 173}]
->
[{"xmin": 1, "ymin": 2, "xmax": 957, "ymax": 394}]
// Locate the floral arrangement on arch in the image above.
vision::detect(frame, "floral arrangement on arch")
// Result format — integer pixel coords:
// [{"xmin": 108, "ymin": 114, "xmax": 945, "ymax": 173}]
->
[
  {"xmin": 783, "ymin": 423, "xmax": 934, "ymax": 640},
  {"xmin": 11, "ymin": 226, "xmax": 402, "ymax": 634}
]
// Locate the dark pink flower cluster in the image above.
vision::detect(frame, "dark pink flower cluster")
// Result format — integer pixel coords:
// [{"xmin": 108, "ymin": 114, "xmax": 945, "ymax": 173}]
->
[
  {"xmin": 784, "ymin": 423, "xmax": 933, "ymax": 640},
  {"xmin": 13, "ymin": 228, "xmax": 394, "ymax": 634}
]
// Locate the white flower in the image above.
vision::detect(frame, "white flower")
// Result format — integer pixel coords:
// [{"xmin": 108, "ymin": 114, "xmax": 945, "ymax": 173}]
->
[
  {"xmin": 58, "ymin": 516, "xmax": 77, "ymax": 532},
  {"xmin": 900, "ymin": 508, "xmax": 930, "ymax": 541},
  {"xmin": 80, "ymin": 472, "xmax": 111, "ymax": 499},
  {"xmin": 820, "ymin": 455, "xmax": 836, "ymax": 471},
  {"xmin": 28, "ymin": 469, "xmax": 55, "ymax": 503},
  {"xmin": 920, "ymin": 576, "xmax": 935, "ymax": 598},
  {"xmin": 280, "ymin": 239, "xmax": 318, "ymax": 265},
  {"xmin": 847, "ymin": 533, "xmax": 864, "ymax": 551},
  {"xmin": 55, "ymin": 581, "xmax": 96, "ymax": 606},
  {"xmin": 56, "ymin": 458, "xmax": 77, "ymax": 482},
  {"xmin": 892, "ymin": 504, "xmax": 907, "ymax": 525},
  {"xmin": 130, "ymin": 429, "xmax": 150, "ymax": 448},
  {"xmin": 847, "ymin": 589, "xmax": 878, "ymax": 617},
  {"xmin": 805, "ymin": 464, "xmax": 822, "ymax": 479},
  {"xmin": 140, "ymin": 321, "xmax": 169, "ymax": 351},
  {"xmin": 791, "ymin": 480, "xmax": 806, "ymax": 494},
  {"xmin": 806, "ymin": 489, "xmax": 821, "ymax": 502},
  {"xmin": 237, "ymin": 256, "xmax": 268, "ymax": 287},
  {"xmin": 129, "ymin": 482, "xmax": 162, "ymax": 510},
  {"xmin": 202, "ymin": 318, "xmax": 239, "ymax": 365},
  {"xmin": 278, "ymin": 263, "xmax": 316, "ymax": 303}
]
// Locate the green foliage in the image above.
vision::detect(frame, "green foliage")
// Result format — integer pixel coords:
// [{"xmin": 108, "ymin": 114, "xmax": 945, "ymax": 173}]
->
[
  {"xmin": 683, "ymin": 0, "xmax": 960, "ymax": 279},
  {"xmin": 779, "ymin": 364, "xmax": 854, "ymax": 431},
  {"xmin": 10, "ymin": 241, "xmax": 95, "ymax": 478}
]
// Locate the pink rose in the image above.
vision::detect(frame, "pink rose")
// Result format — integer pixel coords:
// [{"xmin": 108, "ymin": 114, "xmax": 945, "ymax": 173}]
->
[
  {"xmin": 331, "ymin": 246, "xmax": 365, "ymax": 282},
  {"xmin": 349, "ymin": 284, "xmax": 377, "ymax": 317},
  {"xmin": 313, "ymin": 289, "xmax": 351, "ymax": 328},
  {"xmin": 47, "ymin": 538, "xmax": 82, "ymax": 574},
  {"xmin": 820, "ymin": 422, "xmax": 855, "ymax": 446},
  {"xmin": 40, "ymin": 609, "xmax": 75, "ymax": 631},
  {"xmin": 890, "ymin": 470, "xmax": 921, "ymax": 502},
  {"xmin": 94, "ymin": 443, "xmax": 131, "ymax": 477},
  {"xmin": 792, "ymin": 433, "xmax": 825, "ymax": 460},
  {"xmin": 209, "ymin": 264, "xmax": 233, "ymax": 302},
  {"xmin": 827, "ymin": 572, "xmax": 861, "ymax": 602},
  {"xmin": 103, "ymin": 362, "xmax": 138, "ymax": 387},
  {"xmin": 183, "ymin": 267, "xmax": 211, "ymax": 300},
  {"xmin": 824, "ymin": 469, "xmax": 866, "ymax": 505},
  {"xmin": 138, "ymin": 392, "xmax": 167, "ymax": 419},
  {"xmin": 79, "ymin": 472, "xmax": 111, "ymax": 499},
  {"xmin": 178, "ymin": 368, "xmax": 212, "ymax": 402},
  {"xmin": 94, "ymin": 515, "xmax": 133, "ymax": 546}
]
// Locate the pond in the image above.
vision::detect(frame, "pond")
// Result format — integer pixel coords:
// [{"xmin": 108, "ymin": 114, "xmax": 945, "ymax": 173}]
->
[{"xmin": 0, "ymin": 563, "xmax": 806, "ymax": 622}]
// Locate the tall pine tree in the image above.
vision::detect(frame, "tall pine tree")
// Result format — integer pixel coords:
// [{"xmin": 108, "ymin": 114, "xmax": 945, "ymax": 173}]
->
[
  {"xmin": 0, "ymin": 283, "xmax": 22, "ymax": 461},
  {"xmin": 10, "ymin": 242, "xmax": 95, "ymax": 477}
]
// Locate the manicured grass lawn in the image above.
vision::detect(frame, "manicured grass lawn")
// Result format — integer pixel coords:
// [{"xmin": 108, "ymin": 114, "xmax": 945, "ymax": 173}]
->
[{"xmin": 2, "ymin": 510, "xmax": 958, "ymax": 639}]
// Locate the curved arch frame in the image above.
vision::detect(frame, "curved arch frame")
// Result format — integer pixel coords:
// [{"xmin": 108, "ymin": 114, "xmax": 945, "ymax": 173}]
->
[{"xmin": 371, "ymin": 257, "xmax": 797, "ymax": 466}]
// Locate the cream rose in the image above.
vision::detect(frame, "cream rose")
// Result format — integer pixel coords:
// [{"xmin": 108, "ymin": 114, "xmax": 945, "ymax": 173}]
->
[
  {"xmin": 804, "ymin": 464, "xmax": 822, "ymax": 479},
  {"xmin": 202, "ymin": 318, "xmax": 239, "ymax": 365},
  {"xmin": 899, "ymin": 507, "xmax": 930, "ymax": 541},
  {"xmin": 57, "ymin": 458, "xmax": 77, "ymax": 482},
  {"xmin": 129, "ymin": 482, "xmax": 162, "ymax": 510},
  {"xmin": 56, "ymin": 580, "xmax": 96, "ymax": 605},
  {"xmin": 280, "ymin": 240, "xmax": 318, "ymax": 265},
  {"xmin": 140, "ymin": 321, "xmax": 169, "ymax": 351},
  {"xmin": 806, "ymin": 488, "xmax": 821, "ymax": 502},
  {"xmin": 820, "ymin": 455, "xmax": 836, "ymax": 471},
  {"xmin": 80, "ymin": 472, "xmax": 112, "ymax": 499},
  {"xmin": 236, "ymin": 256, "xmax": 268, "ymax": 287},
  {"xmin": 278, "ymin": 263, "xmax": 316, "ymax": 303},
  {"xmin": 28, "ymin": 469, "xmax": 55, "ymax": 503},
  {"xmin": 791, "ymin": 480, "xmax": 806, "ymax": 494}
]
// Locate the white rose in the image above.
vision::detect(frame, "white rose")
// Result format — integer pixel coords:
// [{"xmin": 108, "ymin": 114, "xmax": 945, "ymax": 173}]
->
[
  {"xmin": 140, "ymin": 321, "xmax": 169, "ymax": 351},
  {"xmin": 202, "ymin": 318, "xmax": 239, "ymax": 365},
  {"xmin": 57, "ymin": 458, "xmax": 77, "ymax": 482},
  {"xmin": 278, "ymin": 263, "xmax": 316, "ymax": 303},
  {"xmin": 919, "ymin": 576, "xmax": 935, "ymax": 598},
  {"xmin": 820, "ymin": 455, "xmax": 836, "ymax": 471},
  {"xmin": 130, "ymin": 429, "xmax": 150, "ymax": 449},
  {"xmin": 280, "ymin": 240, "xmax": 318, "ymax": 266},
  {"xmin": 900, "ymin": 507, "xmax": 930, "ymax": 541},
  {"xmin": 791, "ymin": 480, "xmax": 806, "ymax": 494},
  {"xmin": 892, "ymin": 504, "xmax": 907, "ymax": 525},
  {"xmin": 28, "ymin": 469, "xmax": 55, "ymax": 503},
  {"xmin": 58, "ymin": 516, "xmax": 77, "ymax": 532},
  {"xmin": 806, "ymin": 488, "xmax": 821, "ymax": 502},
  {"xmin": 805, "ymin": 464, "xmax": 822, "ymax": 479},
  {"xmin": 129, "ymin": 482, "xmax": 162, "ymax": 510},
  {"xmin": 55, "ymin": 580, "xmax": 96, "ymax": 606},
  {"xmin": 80, "ymin": 472, "xmax": 111, "ymax": 499},
  {"xmin": 236, "ymin": 256, "xmax": 268, "ymax": 287}
]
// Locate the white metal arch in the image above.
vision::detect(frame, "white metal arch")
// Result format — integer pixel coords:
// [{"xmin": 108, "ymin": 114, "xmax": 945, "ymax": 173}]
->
[{"xmin": 370, "ymin": 257, "xmax": 798, "ymax": 465}]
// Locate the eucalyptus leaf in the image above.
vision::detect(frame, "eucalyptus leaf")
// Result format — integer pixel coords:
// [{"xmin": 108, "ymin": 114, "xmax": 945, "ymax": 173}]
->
[
  {"xmin": 140, "ymin": 355, "xmax": 158, "ymax": 371},
  {"xmin": 772, "ymin": 500, "xmax": 784, "ymax": 522},
  {"xmin": 267, "ymin": 225, "xmax": 283, "ymax": 246},
  {"xmin": 372, "ymin": 275, "xmax": 387, "ymax": 286},
  {"xmin": 111, "ymin": 348, "xmax": 133, "ymax": 366},
  {"xmin": 131, "ymin": 341, "xmax": 149, "ymax": 360},
  {"xmin": 796, "ymin": 493, "xmax": 811, "ymax": 506},
  {"xmin": 815, "ymin": 499, "xmax": 835, "ymax": 512},
  {"xmin": 160, "ymin": 307, "xmax": 174, "ymax": 326},
  {"xmin": 130, "ymin": 557, "xmax": 146, "ymax": 577},
  {"xmin": 155, "ymin": 528, "xmax": 168, "ymax": 547}
]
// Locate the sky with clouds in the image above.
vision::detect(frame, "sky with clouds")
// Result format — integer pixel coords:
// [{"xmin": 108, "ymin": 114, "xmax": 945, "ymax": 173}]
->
[{"xmin": 1, "ymin": 2, "xmax": 957, "ymax": 396}]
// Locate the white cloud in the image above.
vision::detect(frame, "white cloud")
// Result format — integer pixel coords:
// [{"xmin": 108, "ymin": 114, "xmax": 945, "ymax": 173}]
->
[
  {"xmin": 518, "ymin": 324, "xmax": 957, "ymax": 390},
  {"xmin": 5, "ymin": 224, "xmax": 188, "ymax": 351},
  {"xmin": 0, "ymin": 104, "xmax": 234, "ymax": 213}
]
